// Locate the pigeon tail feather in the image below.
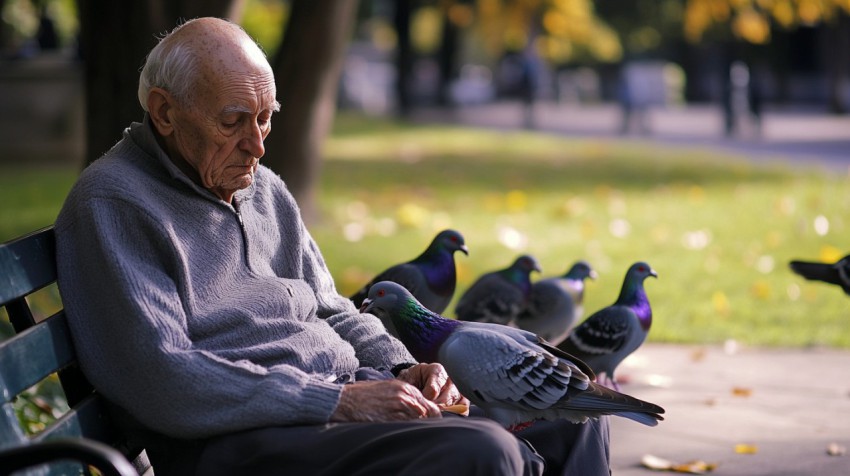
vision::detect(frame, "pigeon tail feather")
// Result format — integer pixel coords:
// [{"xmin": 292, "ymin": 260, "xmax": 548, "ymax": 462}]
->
[{"xmin": 788, "ymin": 261, "xmax": 842, "ymax": 285}]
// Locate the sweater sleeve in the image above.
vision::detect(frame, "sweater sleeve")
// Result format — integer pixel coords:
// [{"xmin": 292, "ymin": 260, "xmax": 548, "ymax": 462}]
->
[
  {"xmin": 296, "ymin": 220, "xmax": 417, "ymax": 370},
  {"xmin": 55, "ymin": 195, "xmax": 344, "ymax": 439}
]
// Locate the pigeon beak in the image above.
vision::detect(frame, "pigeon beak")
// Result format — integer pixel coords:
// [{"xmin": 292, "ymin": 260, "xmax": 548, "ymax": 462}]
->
[
  {"xmin": 649, "ymin": 269, "xmax": 658, "ymax": 278},
  {"xmin": 359, "ymin": 298, "xmax": 373, "ymax": 313},
  {"xmin": 460, "ymin": 244, "xmax": 469, "ymax": 256},
  {"xmin": 589, "ymin": 270, "xmax": 599, "ymax": 280}
]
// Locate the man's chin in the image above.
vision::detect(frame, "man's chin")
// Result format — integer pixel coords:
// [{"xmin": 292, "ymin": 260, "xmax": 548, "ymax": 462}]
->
[{"xmin": 236, "ymin": 174, "xmax": 254, "ymax": 190}]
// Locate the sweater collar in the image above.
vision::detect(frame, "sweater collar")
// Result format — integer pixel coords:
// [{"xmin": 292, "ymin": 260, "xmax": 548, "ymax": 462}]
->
[{"xmin": 126, "ymin": 115, "xmax": 256, "ymax": 205}]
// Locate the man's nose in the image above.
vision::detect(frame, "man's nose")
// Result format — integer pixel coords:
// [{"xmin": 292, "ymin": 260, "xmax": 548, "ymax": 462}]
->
[{"xmin": 240, "ymin": 122, "xmax": 266, "ymax": 158}]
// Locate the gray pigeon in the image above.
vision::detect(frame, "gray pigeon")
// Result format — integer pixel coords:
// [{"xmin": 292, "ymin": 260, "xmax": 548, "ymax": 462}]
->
[
  {"xmin": 516, "ymin": 260, "xmax": 597, "ymax": 346},
  {"xmin": 361, "ymin": 281, "xmax": 665, "ymax": 430},
  {"xmin": 789, "ymin": 255, "xmax": 850, "ymax": 296},
  {"xmin": 350, "ymin": 229, "xmax": 468, "ymax": 314},
  {"xmin": 455, "ymin": 254, "xmax": 541, "ymax": 325},
  {"xmin": 557, "ymin": 262, "xmax": 657, "ymax": 390}
]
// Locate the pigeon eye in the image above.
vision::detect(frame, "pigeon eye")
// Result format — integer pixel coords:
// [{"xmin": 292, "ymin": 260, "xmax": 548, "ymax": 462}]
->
[
  {"xmin": 377, "ymin": 290, "xmax": 385, "ymax": 297},
  {"xmin": 638, "ymin": 266, "xmax": 646, "ymax": 272}
]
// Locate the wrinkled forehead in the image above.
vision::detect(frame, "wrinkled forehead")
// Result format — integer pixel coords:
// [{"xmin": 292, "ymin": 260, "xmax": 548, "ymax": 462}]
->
[{"xmin": 188, "ymin": 32, "xmax": 277, "ymax": 112}]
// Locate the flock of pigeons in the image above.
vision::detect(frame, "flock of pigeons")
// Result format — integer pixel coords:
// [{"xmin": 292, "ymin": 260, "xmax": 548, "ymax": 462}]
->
[
  {"xmin": 345, "ymin": 230, "xmax": 847, "ymax": 433},
  {"xmin": 350, "ymin": 229, "xmax": 665, "ymax": 431}
]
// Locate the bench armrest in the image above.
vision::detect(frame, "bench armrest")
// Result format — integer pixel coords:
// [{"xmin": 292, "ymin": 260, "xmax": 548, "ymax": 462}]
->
[{"xmin": 0, "ymin": 438, "xmax": 138, "ymax": 476}]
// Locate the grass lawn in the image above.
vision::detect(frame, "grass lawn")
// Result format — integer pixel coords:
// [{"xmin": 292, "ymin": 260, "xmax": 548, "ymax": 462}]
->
[{"xmin": 2, "ymin": 111, "xmax": 849, "ymax": 348}]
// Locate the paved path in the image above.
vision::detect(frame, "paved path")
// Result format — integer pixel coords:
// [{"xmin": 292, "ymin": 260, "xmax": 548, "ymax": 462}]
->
[
  {"xmin": 411, "ymin": 102, "xmax": 850, "ymax": 474},
  {"xmin": 609, "ymin": 343, "xmax": 850, "ymax": 476},
  {"xmin": 410, "ymin": 101, "xmax": 850, "ymax": 173}
]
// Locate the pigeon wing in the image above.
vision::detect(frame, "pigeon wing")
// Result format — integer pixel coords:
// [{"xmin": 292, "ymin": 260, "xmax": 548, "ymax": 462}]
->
[
  {"xmin": 567, "ymin": 306, "xmax": 632, "ymax": 356},
  {"xmin": 439, "ymin": 326, "xmax": 585, "ymax": 414},
  {"xmin": 351, "ymin": 263, "xmax": 427, "ymax": 307},
  {"xmin": 516, "ymin": 280, "xmax": 576, "ymax": 343},
  {"xmin": 456, "ymin": 275, "xmax": 525, "ymax": 324}
]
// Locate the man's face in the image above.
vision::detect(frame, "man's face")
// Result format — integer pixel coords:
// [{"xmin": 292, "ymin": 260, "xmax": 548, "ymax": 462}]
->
[{"xmin": 168, "ymin": 54, "xmax": 278, "ymax": 201}]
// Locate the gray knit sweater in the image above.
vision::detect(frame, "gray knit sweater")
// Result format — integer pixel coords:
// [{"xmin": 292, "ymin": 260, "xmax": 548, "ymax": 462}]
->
[{"xmin": 55, "ymin": 119, "xmax": 415, "ymax": 439}]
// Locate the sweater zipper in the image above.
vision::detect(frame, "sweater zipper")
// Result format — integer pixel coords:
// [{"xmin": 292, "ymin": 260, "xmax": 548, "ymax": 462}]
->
[{"xmin": 232, "ymin": 197, "xmax": 249, "ymax": 256}]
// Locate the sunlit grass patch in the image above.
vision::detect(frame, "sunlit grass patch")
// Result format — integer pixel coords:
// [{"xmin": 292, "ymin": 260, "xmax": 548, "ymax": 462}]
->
[{"xmin": 315, "ymin": 113, "xmax": 850, "ymax": 348}]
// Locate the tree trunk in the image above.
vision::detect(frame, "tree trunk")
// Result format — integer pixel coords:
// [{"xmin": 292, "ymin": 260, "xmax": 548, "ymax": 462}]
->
[
  {"xmin": 77, "ymin": 0, "xmax": 237, "ymax": 167},
  {"xmin": 393, "ymin": 0, "xmax": 414, "ymax": 117},
  {"xmin": 826, "ymin": 13, "xmax": 849, "ymax": 115},
  {"xmin": 436, "ymin": 6, "xmax": 460, "ymax": 107},
  {"xmin": 265, "ymin": 0, "xmax": 359, "ymax": 222},
  {"xmin": 0, "ymin": 0, "xmax": 8, "ymax": 52}
]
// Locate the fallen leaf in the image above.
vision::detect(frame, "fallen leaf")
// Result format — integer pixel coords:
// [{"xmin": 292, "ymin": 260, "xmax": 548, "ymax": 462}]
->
[
  {"xmin": 671, "ymin": 460, "xmax": 718, "ymax": 474},
  {"xmin": 690, "ymin": 348, "xmax": 707, "ymax": 362},
  {"xmin": 641, "ymin": 454, "xmax": 718, "ymax": 474},
  {"xmin": 826, "ymin": 443, "xmax": 846, "ymax": 456},
  {"xmin": 645, "ymin": 373, "xmax": 673, "ymax": 388},
  {"xmin": 642, "ymin": 454, "xmax": 674, "ymax": 470},
  {"xmin": 734, "ymin": 443, "xmax": 758, "ymax": 454},
  {"xmin": 731, "ymin": 387, "xmax": 753, "ymax": 398}
]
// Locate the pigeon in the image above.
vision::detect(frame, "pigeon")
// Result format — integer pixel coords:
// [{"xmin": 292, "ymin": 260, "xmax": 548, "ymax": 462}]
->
[
  {"xmin": 454, "ymin": 254, "xmax": 541, "ymax": 325},
  {"xmin": 789, "ymin": 255, "xmax": 850, "ymax": 296},
  {"xmin": 360, "ymin": 281, "xmax": 665, "ymax": 430},
  {"xmin": 557, "ymin": 262, "xmax": 657, "ymax": 390},
  {"xmin": 516, "ymin": 260, "xmax": 598, "ymax": 345},
  {"xmin": 350, "ymin": 229, "xmax": 469, "ymax": 314}
]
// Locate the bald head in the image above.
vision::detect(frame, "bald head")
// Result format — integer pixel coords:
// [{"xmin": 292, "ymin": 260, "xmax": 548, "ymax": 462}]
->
[{"xmin": 138, "ymin": 17, "xmax": 272, "ymax": 111}]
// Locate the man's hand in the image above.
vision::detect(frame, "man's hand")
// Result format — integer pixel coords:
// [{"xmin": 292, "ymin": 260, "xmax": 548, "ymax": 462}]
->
[
  {"xmin": 330, "ymin": 379, "xmax": 442, "ymax": 423},
  {"xmin": 397, "ymin": 363, "xmax": 469, "ymax": 414}
]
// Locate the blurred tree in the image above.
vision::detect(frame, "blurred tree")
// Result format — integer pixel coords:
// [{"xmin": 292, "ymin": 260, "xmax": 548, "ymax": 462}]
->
[
  {"xmin": 78, "ymin": 0, "xmax": 239, "ymax": 164},
  {"xmin": 0, "ymin": 0, "xmax": 8, "ymax": 53},
  {"xmin": 683, "ymin": 0, "xmax": 850, "ymax": 113},
  {"xmin": 596, "ymin": 0, "xmax": 684, "ymax": 59},
  {"xmin": 264, "ymin": 0, "xmax": 359, "ymax": 221},
  {"xmin": 394, "ymin": 0, "xmax": 414, "ymax": 116},
  {"xmin": 389, "ymin": 0, "xmax": 621, "ymax": 112}
]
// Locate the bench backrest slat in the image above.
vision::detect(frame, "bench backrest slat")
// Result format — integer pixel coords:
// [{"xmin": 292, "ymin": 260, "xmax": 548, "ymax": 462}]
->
[
  {"xmin": 0, "ymin": 228, "xmax": 57, "ymax": 307},
  {"xmin": 0, "ymin": 312, "xmax": 75, "ymax": 401}
]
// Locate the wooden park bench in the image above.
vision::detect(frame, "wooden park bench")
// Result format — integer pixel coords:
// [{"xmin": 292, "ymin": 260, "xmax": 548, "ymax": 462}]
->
[{"xmin": 0, "ymin": 227, "xmax": 149, "ymax": 476}]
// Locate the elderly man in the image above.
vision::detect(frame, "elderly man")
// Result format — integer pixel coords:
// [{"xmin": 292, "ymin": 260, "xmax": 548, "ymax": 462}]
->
[{"xmin": 55, "ymin": 17, "xmax": 609, "ymax": 476}]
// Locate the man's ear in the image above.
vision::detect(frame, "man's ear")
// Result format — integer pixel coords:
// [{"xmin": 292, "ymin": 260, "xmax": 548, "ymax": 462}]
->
[{"xmin": 147, "ymin": 87, "xmax": 175, "ymax": 137}]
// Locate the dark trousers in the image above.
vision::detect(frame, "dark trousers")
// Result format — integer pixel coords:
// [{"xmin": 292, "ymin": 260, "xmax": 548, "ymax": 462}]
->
[{"xmin": 148, "ymin": 413, "xmax": 610, "ymax": 476}]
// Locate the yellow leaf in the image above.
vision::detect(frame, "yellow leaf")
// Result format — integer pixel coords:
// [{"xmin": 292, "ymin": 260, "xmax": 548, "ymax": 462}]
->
[
  {"xmin": 688, "ymin": 185, "xmax": 705, "ymax": 204},
  {"xmin": 750, "ymin": 280, "xmax": 771, "ymax": 300},
  {"xmin": 505, "ymin": 190, "xmax": 528, "ymax": 213},
  {"xmin": 819, "ymin": 245, "xmax": 843, "ymax": 264},
  {"xmin": 733, "ymin": 9, "xmax": 770, "ymax": 44},
  {"xmin": 672, "ymin": 460, "xmax": 718, "ymax": 473},
  {"xmin": 731, "ymin": 387, "xmax": 753, "ymax": 398},
  {"xmin": 641, "ymin": 454, "xmax": 718, "ymax": 473},
  {"xmin": 712, "ymin": 291, "xmax": 730, "ymax": 315},
  {"xmin": 735, "ymin": 443, "xmax": 758, "ymax": 454},
  {"xmin": 396, "ymin": 203, "xmax": 429, "ymax": 229}
]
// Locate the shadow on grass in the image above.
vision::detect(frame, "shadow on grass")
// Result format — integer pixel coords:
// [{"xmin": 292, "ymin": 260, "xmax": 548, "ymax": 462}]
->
[{"xmin": 322, "ymin": 152, "xmax": 794, "ymax": 196}]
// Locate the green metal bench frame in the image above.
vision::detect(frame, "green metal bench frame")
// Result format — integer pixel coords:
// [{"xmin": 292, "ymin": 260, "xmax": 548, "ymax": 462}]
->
[{"xmin": 0, "ymin": 227, "xmax": 147, "ymax": 476}]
